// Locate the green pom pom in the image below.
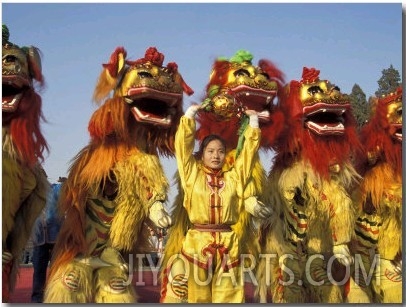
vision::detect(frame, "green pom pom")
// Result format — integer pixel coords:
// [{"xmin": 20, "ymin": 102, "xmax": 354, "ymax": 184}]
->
[
  {"xmin": 229, "ymin": 50, "xmax": 253, "ymax": 64},
  {"xmin": 216, "ymin": 56, "xmax": 228, "ymax": 62}
]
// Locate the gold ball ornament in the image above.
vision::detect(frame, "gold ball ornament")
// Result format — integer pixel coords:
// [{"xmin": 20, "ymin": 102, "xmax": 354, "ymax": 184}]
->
[{"xmin": 210, "ymin": 94, "xmax": 241, "ymax": 120}]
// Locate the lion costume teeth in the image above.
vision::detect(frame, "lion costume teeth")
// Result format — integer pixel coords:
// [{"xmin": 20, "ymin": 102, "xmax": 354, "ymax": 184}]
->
[{"xmin": 115, "ymin": 50, "xmax": 191, "ymax": 127}]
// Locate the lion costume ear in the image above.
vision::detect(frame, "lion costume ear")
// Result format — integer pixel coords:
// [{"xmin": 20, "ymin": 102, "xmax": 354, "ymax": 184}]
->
[
  {"xmin": 27, "ymin": 46, "xmax": 44, "ymax": 83},
  {"xmin": 93, "ymin": 46, "xmax": 127, "ymax": 103}
]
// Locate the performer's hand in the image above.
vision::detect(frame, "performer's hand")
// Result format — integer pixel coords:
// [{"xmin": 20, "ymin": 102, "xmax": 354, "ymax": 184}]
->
[
  {"xmin": 149, "ymin": 201, "xmax": 173, "ymax": 228},
  {"xmin": 244, "ymin": 109, "xmax": 259, "ymax": 128},
  {"xmin": 380, "ymin": 258, "xmax": 402, "ymax": 276},
  {"xmin": 184, "ymin": 104, "xmax": 201, "ymax": 119},
  {"xmin": 244, "ymin": 109, "xmax": 258, "ymax": 117},
  {"xmin": 2, "ymin": 251, "xmax": 13, "ymax": 264},
  {"xmin": 76, "ymin": 256, "xmax": 111, "ymax": 269},
  {"xmin": 244, "ymin": 196, "xmax": 273, "ymax": 219},
  {"xmin": 391, "ymin": 259, "xmax": 402, "ymax": 275},
  {"xmin": 333, "ymin": 244, "xmax": 354, "ymax": 266}
]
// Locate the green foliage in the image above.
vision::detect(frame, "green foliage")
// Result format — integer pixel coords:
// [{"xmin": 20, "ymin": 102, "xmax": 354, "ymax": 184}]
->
[
  {"xmin": 349, "ymin": 83, "xmax": 370, "ymax": 129},
  {"xmin": 351, "ymin": 65, "xmax": 402, "ymax": 129},
  {"xmin": 2, "ymin": 24, "xmax": 10, "ymax": 45},
  {"xmin": 375, "ymin": 65, "xmax": 402, "ymax": 97}
]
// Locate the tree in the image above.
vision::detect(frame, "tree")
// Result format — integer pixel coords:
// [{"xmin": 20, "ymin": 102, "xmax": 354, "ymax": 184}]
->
[
  {"xmin": 349, "ymin": 83, "xmax": 370, "ymax": 129},
  {"xmin": 375, "ymin": 65, "xmax": 402, "ymax": 97}
]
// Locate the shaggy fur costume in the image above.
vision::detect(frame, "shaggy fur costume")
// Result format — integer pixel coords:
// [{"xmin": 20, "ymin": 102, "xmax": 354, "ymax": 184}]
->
[
  {"xmin": 256, "ymin": 67, "xmax": 362, "ymax": 303},
  {"xmin": 346, "ymin": 87, "xmax": 402, "ymax": 303},
  {"xmin": 2, "ymin": 25, "xmax": 49, "ymax": 302},
  {"xmin": 43, "ymin": 47, "xmax": 192, "ymax": 303}
]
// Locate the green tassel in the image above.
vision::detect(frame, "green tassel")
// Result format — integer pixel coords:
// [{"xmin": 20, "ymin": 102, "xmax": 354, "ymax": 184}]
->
[
  {"xmin": 201, "ymin": 98, "xmax": 212, "ymax": 111},
  {"xmin": 207, "ymin": 85, "xmax": 220, "ymax": 98},
  {"xmin": 235, "ymin": 115, "xmax": 249, "ymax": 158}
]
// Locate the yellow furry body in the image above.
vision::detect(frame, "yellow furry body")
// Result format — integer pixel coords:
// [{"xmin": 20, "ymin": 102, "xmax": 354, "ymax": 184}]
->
[
  {"xmin": 44, "ymin": 144, "xmax": 168, "ymax": 302},
  {"xmin": 2, "ymin": 128, "xmax": 48, "ymax": 293},
  {"xmin": 107, "ymin": 149, "xmax": 168, "ymax": 251},
  {"xmin": 44, "ymin": 46, "xmax": 189, "ymax": 303},
  {"xmin": 349, "ymin": 162, "xmax": 402, "ymax": 303},
  {"xmin": 257, "ymin": 159, "xmax": 360, "ymax": 303}
]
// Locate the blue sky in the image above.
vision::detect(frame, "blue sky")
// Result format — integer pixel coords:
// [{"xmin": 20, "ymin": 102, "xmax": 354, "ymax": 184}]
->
[{"xmin": 1, "ymin": 3, "xmax": 403, "ymax": 202}]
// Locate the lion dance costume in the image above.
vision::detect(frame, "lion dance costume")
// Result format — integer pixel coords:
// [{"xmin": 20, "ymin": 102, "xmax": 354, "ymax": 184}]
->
[
  {"xmin": 346, "ymin": 87, "xmax": 402, "ymax": 303},
  {"xmin": 160, "ymin": 50, "xmax": 285, "ymax": 303},
  {"xmin": 43, "ymin": 46, "xmax": 193, "ymax": 303},
  {"xmin": 256, "ymin": 67, "xmax": 362, "ymax": 303},
  {"xmin": 2, "ymin": 25, "xmax": 49, "ymax": 303}
]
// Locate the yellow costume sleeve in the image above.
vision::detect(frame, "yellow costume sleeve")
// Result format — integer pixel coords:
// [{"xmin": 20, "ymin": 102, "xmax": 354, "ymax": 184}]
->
[
  {"xmin": 174, "ymin": 116, "xmax": 198, "ymax": 198},
  {"xmin": 233, "ymin": 125, "xmax": 261, "ymax": 195},
  {"xmin": 174, "ymin": 115, "xmax": 261, "ymax": 215}
]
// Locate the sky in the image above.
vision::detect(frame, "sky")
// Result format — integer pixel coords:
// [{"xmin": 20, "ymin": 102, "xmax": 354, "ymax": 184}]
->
[{"xmin": 1, "ymin": 2, "xmax": 403, "ymax": 206}]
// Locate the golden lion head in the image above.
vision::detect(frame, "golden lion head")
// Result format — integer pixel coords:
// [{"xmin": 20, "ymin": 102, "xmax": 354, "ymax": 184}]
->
[
  {"xmin": 2, "ymin": 24, "xmax": 43, "ymax": 113},
  {"xmin": 89, "ymin": 46, "xmax": 193, "ymax": 156},
  {"xmin": 196, "ymin": 50, "xmax": 285, "ymax": 150}
]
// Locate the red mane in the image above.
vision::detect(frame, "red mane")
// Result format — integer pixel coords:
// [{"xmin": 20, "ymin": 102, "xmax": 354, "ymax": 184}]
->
[
  {"xmin": 5, "ymin": 88, "xmax": 49, "ymax": 166},
  {"xmin": 275, "ymin": 81, "xmax": 362, "ymax": 179},
  {"xmin": 357, "ymin": 100, "xmax": 402, "ymax": 176}
]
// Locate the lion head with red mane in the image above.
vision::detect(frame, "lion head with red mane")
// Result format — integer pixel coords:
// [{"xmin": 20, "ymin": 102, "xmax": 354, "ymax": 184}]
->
[
  {"xmin": 89, "ymin": 46, "xmax": 193, "ymax": 157},
  {"xmin": 195, "ymin": 49, "xmax": 285, "ymax": 152},
  {"xmin": 357, "ymin": 87, "xmax": 402, "ymax": 177},
  {"xmin": 2, "ymin": 24, "xmax": 48, "ymax": 166},
  {"xmin": 274, "ymin": 67, "xmax": 361, "ymax": 179}
]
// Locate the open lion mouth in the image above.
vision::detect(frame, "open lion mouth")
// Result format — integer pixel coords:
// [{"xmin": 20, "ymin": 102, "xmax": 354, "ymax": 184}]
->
[
  {"xmin": 2, "ymin": 76, "xmax": 29, "ymax": 112},
  {"xmin": 125, "ymin": 87, "xmax": 181, "ymax": 127},
  {"xmin": 391, "ymin": 124, "xmax": 402, "ymax": 142},
  {"xmin": 303, "ymin": 103, "xmax": 349, "ymax": 135},
  {"xmin": 227, "ymin": 85, "xmax": 277, "ymax": 122}
]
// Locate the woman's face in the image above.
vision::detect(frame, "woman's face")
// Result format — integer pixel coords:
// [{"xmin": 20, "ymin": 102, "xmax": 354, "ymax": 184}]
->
[{"xmin": 202, "ymin": 139, "xmax": 226, "ymax": 170}]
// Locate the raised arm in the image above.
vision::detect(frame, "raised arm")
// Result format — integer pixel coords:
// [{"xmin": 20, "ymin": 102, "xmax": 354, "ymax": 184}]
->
[
  {"xmin": 174, "ymin": 104, "xmax": 201, "ymax": 187},
  {"xmin": 233, "ymin": 110, "xmax": 261, "ymax": 188}
]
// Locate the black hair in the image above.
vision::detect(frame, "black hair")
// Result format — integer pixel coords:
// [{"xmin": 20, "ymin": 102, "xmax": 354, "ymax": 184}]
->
[{"xmin": 194, "ymin": 134, "xmax": 226, "ymax": 160}]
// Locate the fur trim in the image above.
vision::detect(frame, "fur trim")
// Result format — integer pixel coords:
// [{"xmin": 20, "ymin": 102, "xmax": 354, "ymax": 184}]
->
[
  {"xmin": 109, "ymin": 152, "xmax": 168, "ymax": 251},
  {"xmin": 44, "ymin": 261, "xmax": 93, "ymax": 303},
  {"xmin": 94, "ymin": 266, "xmax": 137, "ymax": 303},
  {"xmin": 3, "ymin": 89, "xmax": 49, "ymax": 166},
  {"xmin": 2, "ymin": 159, "xmax": 48, "ymax": 292},
  {"xmin": 360, "ymin": 162, "xmax": 402, "ymax": 212}
]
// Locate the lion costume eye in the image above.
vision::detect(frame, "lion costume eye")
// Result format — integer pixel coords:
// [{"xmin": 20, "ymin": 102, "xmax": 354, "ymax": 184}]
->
[
  {"xmin": 307, "ymin": 85, "xmax": 323, "ymax": 96},
  {"xmin": 138, "ymin": 71, "xmax": 153, "ymax": 79},
  {"xmin": 259, "ymin": 72, "xmax": 270, "ymax": 80},
  {"xmin": 234, "ymin": 69, "xmax": 250, "ymax": 78}
]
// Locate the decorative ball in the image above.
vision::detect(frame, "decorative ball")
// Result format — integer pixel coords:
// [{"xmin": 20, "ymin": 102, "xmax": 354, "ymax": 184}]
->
[{"xmin": 211, "ymin": 94, "xmax": 240, "ymax": 120}]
